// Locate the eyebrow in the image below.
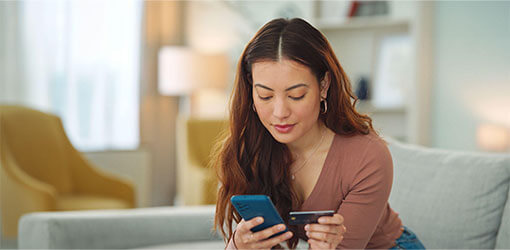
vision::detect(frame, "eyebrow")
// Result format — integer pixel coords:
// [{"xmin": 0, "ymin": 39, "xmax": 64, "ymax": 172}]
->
[{"xmin": 254, "ymin": 83, "xmax": 308, "ymax": 92}]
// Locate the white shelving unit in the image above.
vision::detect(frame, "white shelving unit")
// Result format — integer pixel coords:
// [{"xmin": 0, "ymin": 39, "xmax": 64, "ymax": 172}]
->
[
  {"xmin": 356, "ymin": 100, "xmax": 407, "ymax": 140},
  {"xmin": 316, "ymin": 16, "xmax": 410, "ymax": 31},
  {"xmin": 311, "ymin": 1, "xmax": 434, "ymax": 144}
]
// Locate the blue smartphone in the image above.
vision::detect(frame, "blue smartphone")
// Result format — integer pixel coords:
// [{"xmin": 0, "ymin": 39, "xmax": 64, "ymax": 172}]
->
[{"xmin": 230, "ymin": 195, "xmax": 288, "ymax": 237}]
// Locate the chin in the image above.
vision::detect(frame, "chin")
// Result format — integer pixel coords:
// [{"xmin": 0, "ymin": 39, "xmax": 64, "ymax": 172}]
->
[{"xmin": 269, "ymin": 130, "xmax": 297, "ymax": 144}]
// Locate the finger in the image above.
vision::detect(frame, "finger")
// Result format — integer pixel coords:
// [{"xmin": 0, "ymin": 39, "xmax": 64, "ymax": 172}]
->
[
  {"xmin": 239, "ymin": 232, "xmax": 254, "ymax": 246},
  {"xmin": 305, "ymin": 223, "xmax": 341, "ymax": 234},
  {"xmin": 318, "ymin": 214, "xmax": 344, "ymax": 225},
  {"xmin": 240, "ymin": 217, "xmax": 264, "ymax": 232},
  {"xmin": 308, "ymin": 238, "xmax": 333, "ymax": 249},
  {"xmin": 308, "ymin": 239, "xmax": 320, "ymax": 250},
  {"xmin": 306, "ymin": 230, "xmax": 337, "ymax": 242},
  {"xmin": 260, "ymin": 231, "xmax": 293, "ymax": 248},
  {"xmin": 238, "ymin": 218, "xmax": 265, "ymax": 244},
  {"xmin": 237, "ymin": 219, "xmax": 246, "ymax": 228},
  {"xmin": 251, "ymin": 223, "xmax": 287, "ymax": 242}
]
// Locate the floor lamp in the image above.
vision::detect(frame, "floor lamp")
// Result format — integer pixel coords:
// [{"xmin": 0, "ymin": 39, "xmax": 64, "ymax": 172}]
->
[{"xmin": 158, "ymin": 46, "xmax": 229, "ymax": 117}]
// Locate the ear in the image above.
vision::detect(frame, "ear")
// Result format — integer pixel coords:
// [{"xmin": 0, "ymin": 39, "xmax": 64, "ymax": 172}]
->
[{"xmin": 320, "ymin": 72, "xmax": 331, "ymax": 100}]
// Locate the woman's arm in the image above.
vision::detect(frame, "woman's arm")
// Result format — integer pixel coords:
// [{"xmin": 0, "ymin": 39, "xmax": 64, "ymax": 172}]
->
[{"xmin": 336, "ymin": 138, "xmax": 394, "ymax": 248}]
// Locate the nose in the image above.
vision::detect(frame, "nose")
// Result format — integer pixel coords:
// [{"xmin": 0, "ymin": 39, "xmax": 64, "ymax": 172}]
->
[{"xmin": 272, "ymin": 97, "xmax": 291, "ymax": 120}]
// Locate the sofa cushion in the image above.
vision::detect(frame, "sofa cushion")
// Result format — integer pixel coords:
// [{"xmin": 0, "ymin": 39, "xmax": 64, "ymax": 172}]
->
[
  {"xmin": 130, "ymin": 239, "xmax": 311, "ymax": 249},
  {"xmin": 387, "ymin": 138, "xmax": 510, "ymax": 249},
  {"xmin": 495, "ymin": 186, "xmax": 510, "ymax": 248},
  {"xmin": 131, "ymin": 240, "xmax": 226, "ymax": 249}
]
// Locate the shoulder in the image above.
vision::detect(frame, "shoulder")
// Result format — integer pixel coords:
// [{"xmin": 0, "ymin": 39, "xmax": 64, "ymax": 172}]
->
[
  {"xmin": 332, "ymin": 131, "xmax": 391, "ymax": 163},
  {"xmin": 332, "ymin": 132, "xmax": 393, "ymax": 184},
  {"xmin": 363, "ymin": 132, "xmax": 392, "ymax": 164}
]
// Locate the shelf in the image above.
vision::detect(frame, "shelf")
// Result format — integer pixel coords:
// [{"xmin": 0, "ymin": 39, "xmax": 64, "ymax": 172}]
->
[
  {"xmin": 356, "ymin": 100, "xmax": 406, "ymax": 114},
  {"xmin": 355, "ymin": 101, "xmax": 408, "ymax": 140},
  {"xmin": 316, "ymin": 16, "xmax": 410, "ymax": 31}
]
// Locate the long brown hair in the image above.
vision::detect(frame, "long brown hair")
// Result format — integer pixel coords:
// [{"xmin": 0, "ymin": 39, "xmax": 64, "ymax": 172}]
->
[{"xmin": 213, "ymin": 18, "xmax": 374, "ymax": 249}]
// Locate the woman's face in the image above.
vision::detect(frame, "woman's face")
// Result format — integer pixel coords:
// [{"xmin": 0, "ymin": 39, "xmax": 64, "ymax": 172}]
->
[{"xmin": 251, "ymin": 59, "xmax": 329, "ymax": 145}]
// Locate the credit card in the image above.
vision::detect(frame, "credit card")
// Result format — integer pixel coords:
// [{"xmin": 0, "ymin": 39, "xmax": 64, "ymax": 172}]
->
[{"xmin": 288, "ymin": 210, "xmax": 335, "ymax": 225}]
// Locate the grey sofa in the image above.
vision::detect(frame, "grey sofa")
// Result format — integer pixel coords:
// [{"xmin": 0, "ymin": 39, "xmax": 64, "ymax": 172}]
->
[
  {"xmin": 18, "ymin": 206, "xmax": 224, "ymax": 249},
  {"xmin": 18, "ymin": 139, "xmax": 510, "ymax": 249}
]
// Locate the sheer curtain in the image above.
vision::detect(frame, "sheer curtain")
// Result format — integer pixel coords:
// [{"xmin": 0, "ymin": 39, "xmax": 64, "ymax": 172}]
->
[{"xmin": 1, "ymin": 0, "xmax": 142, "ymax": 151}]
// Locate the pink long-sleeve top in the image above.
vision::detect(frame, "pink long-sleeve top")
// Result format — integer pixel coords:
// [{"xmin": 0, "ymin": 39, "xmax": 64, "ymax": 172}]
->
[{"xmin": 227, "ymin": 132, "xmax": 403, "ymax": 249}]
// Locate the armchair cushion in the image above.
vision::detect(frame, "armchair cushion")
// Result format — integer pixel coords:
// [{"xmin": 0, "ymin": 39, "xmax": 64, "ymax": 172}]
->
[{"xmin": 56, "ymin": 195, "xmax": 132, "ymax": 210}]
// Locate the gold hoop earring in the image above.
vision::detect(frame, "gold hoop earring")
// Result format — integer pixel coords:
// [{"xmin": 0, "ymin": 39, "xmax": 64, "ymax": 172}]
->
[{"xmin": 321, "ymin": 99, "xmax": 327, "ymax": 114}]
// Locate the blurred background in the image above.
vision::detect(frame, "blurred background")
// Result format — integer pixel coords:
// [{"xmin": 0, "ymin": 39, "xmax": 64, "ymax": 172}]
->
[{"xmin": 1, "ymin": 0, "xmax": 509, "ymax": 247}]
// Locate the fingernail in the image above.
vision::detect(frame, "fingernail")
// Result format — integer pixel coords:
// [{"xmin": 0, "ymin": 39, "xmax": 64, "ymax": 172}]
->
[
  {"xmin": 278, "ymin": 224, "xmax": 285, "ymax": 230},
  {"xmin": 257, "ymin": 217, "xmax": 263, "ymax": 223},
  {"xmin": 286, "ymin": 232, "xmax": 293, "ymax": 238},
  {"xmin": 318, "ymin": 218, "xmax": 325, "ymax": 223},
  {"xmin": 304, "ymin": 224, "xmax": 309, "ymax": 230},
  {"xmin": 306, "ymin": 231, "xmax": 310, "ymax": 237}
]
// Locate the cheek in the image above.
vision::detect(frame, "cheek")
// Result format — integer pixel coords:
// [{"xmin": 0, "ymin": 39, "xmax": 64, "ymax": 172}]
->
[
  {"xmin": 252, "ymin": 95, "xmax": 271, "ymax": 119},
  {"xmin": 294, "ymin": 101, "xmax": 320, "ymax": 121},
  {"xmin": 253, "ymin": 101, "xmax": 272, "ymax": 121}
]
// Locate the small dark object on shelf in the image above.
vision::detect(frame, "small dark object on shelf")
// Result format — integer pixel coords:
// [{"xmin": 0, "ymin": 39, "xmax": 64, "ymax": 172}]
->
[{"xmin": 356, "ymin": 76, "xmax": 370, "ymax": 100}]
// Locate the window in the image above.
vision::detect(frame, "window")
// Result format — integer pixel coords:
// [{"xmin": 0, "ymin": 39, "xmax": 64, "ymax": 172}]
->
[{"xmin": 2, "ymin": 0, "xmax": 142, "ymax": 151}]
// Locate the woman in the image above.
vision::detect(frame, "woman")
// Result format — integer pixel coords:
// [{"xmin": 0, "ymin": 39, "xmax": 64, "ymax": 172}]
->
[{"xmin": 213, "ymin": 18, "xmax": 425, "ymax": 249}]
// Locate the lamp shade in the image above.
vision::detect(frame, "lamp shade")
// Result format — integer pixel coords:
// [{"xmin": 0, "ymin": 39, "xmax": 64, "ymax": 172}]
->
[
  {"xmin": 158, "ymin": 47, "xmax": 195, "ymax": 96},
  {"xmin": 194, "ymin": 53, "xmax": 229, "ymax": 89},
  {"xmin": 158, "ymin": 46, "xmax": 229, "ymax": 96},
  {"xmin": 477, "ymin": 124, "xmax": 510, "ymax": 152}
]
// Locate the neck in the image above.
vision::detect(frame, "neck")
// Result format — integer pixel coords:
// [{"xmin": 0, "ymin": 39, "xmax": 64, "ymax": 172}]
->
[{"xmin": 287, "ymin": 122, "xmax": 325, "ymax": 157}]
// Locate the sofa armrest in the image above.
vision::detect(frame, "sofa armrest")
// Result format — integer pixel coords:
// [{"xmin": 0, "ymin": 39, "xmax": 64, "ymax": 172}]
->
[{"xmin": 18, "ymin": 205, "xmax": 222, "ymax": 249}]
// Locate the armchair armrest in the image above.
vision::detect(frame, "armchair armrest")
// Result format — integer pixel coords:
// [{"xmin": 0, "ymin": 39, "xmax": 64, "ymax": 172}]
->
[
  {"xmin": 18, "ymin": 205, "xmax": 222, "ymax": 249},
  {"xmin": 1, "ymin": 147, "xmax": 57, "ymax": 237},
  {"xmin": 69, "ymin": 147, "xmax": 135, "ymax": 207}
]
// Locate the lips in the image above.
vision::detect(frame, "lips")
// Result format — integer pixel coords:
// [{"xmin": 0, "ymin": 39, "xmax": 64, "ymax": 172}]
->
[{"xmin": 274, "ymin": 124, "xmax": 295, "ymax": 133}]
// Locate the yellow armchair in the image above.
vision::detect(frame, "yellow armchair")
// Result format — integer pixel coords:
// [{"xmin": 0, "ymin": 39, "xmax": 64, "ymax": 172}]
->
[
  {"xmin": 0, "ymin": 105, "xmax": 135, "ymax": 238},
  {"xmin": 176, "ymin": 116, "xmax": 228, "ymax": 205}
]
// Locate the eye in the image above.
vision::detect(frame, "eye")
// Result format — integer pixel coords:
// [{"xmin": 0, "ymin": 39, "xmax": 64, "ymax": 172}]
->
[
  {"xmin": 258, "ymin": 95, "xmax": 272, "ymax": 101},
  {"xmin": 289, "ymin": 94, "xmax": 306, "ymax": 100}
]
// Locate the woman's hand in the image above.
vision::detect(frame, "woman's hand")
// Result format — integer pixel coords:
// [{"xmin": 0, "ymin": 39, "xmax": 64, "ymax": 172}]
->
[
  {"xmin": 305, "ymin": 214, "xmax": 346, "ymax": 249},
  {"xmin": 233, "ymin": 217, "xmax": 293, "ymax": 250}
]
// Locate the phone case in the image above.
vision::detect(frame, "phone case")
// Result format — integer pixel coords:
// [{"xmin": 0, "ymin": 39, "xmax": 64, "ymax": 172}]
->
[{"xmin": 231, "ymin": 195, "xmax": 287, "ymax": 236}]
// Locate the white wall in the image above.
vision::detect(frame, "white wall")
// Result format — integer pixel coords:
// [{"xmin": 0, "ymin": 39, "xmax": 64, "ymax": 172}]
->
[
  {"xmin": 84, "ymin": 149, "xmax": 152, "ymax": 208},
  {"xmin": 432, "ymin": 1, "xmax": 510, "ymax": 151},
  {"xmin": 185, "ymin": 1, "xmax": 315, "ymax": 63}
]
